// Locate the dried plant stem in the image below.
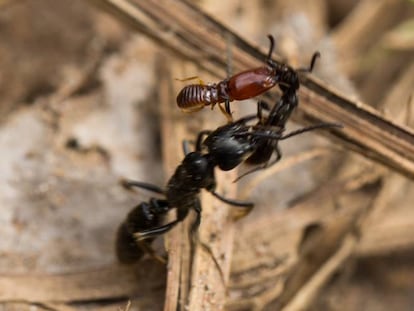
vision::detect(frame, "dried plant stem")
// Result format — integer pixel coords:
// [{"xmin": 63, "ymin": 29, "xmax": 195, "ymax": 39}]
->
[
  {"xmin": 281, "ymin": 236, "xmax": 356, "ymax": 311},
  {"xmin": 239, "ymin": 147, "xmax": 332, "ymax": 201},
  {"xmin": 227, "ymin": 171, "xmax": 382, "ymax": 310}
]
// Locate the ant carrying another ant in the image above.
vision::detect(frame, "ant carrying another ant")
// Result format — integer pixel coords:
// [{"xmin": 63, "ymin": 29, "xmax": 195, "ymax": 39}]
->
[{"xmin": 116, "ymin": 98, "xmax": 342, "ymax": 264}]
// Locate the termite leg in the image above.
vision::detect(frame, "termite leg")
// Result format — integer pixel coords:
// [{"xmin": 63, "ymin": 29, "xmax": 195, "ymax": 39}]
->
[
  {"xmin": 175, "ymin": 76, "xmax": 205, "ymax": 85},
  {"xmin": 218, "ymin": 102, "xmax": 233, "ymax": 123}
]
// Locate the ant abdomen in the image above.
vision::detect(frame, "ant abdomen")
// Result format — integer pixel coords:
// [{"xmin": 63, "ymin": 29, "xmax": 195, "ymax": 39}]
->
[{"xmin": 115, "ymin": 222, "xmax": 153, "ymax": 264}]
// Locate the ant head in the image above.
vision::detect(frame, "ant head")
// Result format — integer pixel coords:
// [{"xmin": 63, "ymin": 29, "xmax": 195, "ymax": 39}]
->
[
  {"xmin": 279, "ymin": 68, "xmax": 300, "ymax": 92},
  {"xmin": 297, "ymin": 51, "xmax": 320, "ymax": 73}
]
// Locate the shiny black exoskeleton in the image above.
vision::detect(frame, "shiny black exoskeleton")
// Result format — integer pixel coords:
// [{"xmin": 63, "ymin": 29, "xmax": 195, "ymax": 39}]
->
[
  {"xmin": 115, "ymin": 145, "xmax": 253, "ymax": 264},
  {"xmin": 115, "ymin": 197, "xmax": 169, "ymax": 264},
  {"xmin": 195, "ymin": 115, "xmax": 258, "ymax": 171}
]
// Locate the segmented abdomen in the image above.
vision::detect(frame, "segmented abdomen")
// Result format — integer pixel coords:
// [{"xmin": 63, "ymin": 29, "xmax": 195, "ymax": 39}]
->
[{"xmin": 176, "ymin": 83, "xmax": 227, "ymax": 112}]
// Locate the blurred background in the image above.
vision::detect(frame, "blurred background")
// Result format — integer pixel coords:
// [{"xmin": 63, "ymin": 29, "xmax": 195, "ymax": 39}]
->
[{"xmin": 0, "ymin": 0, "xmax": 414, "ymax": 310}]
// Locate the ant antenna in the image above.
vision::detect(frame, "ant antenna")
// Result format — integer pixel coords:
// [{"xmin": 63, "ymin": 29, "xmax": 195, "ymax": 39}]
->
[
  {"xmin": 297, "ymin": 51, "xmax": 321, "ymax": 73},
  {"xmin": 308, "ymin": 51, "xmax": 321, "ymax": 72},
  {"xmin": 234, "ymin": 165, "xmax": 268, "ymax": 182},
  {"xmin": 211, "ymin": 191, "xmax": 254, "ymax": 208},
  {"xmin": 266, "ymin": 35, "xmax": 275, "ymax": 61}
]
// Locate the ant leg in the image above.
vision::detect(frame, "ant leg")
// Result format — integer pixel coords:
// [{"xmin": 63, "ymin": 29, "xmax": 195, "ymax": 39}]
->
[
  {"xmin": 225, "ymin": 100, "xmax": 231, "ymax": 116},
  {"xmin": 210, "ymin": 190, "xmax": 255, "ymax": 220},
  {"xmin": 195, "ymin": 130, "xmax": 213, "ymax": 152},
  {"xmin": 134, "ymin": 219, "xmax": 181, "ymax": 241},
  {"xmin": 210, "ymin": 190, "xmax": 254, "ymax": 209},
  {"xmin": 117, "ymin": 225, "xmax": 168, "ymax": 265},
  {"xmin": 234, "ymin": 146, "xmax": 282, "ymax": 182},
  {"xmin": 116, "ymin": 222, "xmax": 146, "ymax": 264},
  {"xmin": 234, "ymin": 165, "xmax": 264, "ymax": 182},
  {"xmin": 138, "ymin": 199, "xmax": 170, "ymax": 263},
  {"xmin": 218, "ymin": 102, "xmax": 233, "ymax": 123},
  {"xmin": 258, "ymin": 145, "xmax": 282, "ymax": 171},
  {"xmin": 190, "ymin": 199, "xmax": 202, "ymax": 236},
  {"xmin": 175, "ymin": 76, "xmax": 205, "ymax": 85},
  {"xmin": 136, "ymin": 240, "xmax": 167, "ymax": 264},
  {"xmin": 240, "ymin": 123, "xmax": 341, "ymax": 142},
  {"xmin": 257, "ymin": 100, "xmax": 271, "ymax": 124},
  {"xmin": 257, "ymin": 101, "xmax": 263, "ymax": 121},
  {"xmin": 280, "ymin": 123, "xmax": 343, "ymax": 140},
  {"xmin": 234, "ymin": 131, "xmax": 283, "ymax": 140},
  {"xmin": 120, "ymin": 179, "xmax": 165, "ymax": 195}
]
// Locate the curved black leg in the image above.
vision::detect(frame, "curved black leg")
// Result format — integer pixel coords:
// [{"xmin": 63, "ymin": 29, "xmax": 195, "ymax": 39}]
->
[
  {"xmin": 210, "ymin": 190, "xmax": 254, "ymax": 208},
  {"xmin": 280, "ymin": 123, "xmax": 343, "ymax": 140},
  {"xmin": 217, "ymin": 100, "xmax": 233, "ymax": 123},
  {"xmin": 257, "ymin": 100, "xmax": 271, "ymax": 121},
  {"xmin": 195, "ymin": 130, "xmax": 213, "ymax": 152},
  {"xmin": 136, "ymin": 240, "xmax": 167, "ymax": 264},
  {"xmin": 121, "ymin": 179, "xmax": 165, "ymax": 195},
  {"xmin": 182, "ymin": 140, "xmax": 192, "ymax": 156},
  {"xmin": 134, "ymin": 219, "xmax": 181, "ymax": 240}
]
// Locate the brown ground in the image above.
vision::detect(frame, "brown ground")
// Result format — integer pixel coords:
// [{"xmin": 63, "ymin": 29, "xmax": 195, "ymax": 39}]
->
[{"xmin": 1, "ymin": 0, "xmax": 414, "ymax": 310}]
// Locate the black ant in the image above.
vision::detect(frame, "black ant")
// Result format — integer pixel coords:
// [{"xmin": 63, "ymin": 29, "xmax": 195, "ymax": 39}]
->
[
  {"xmin": 176, "ymin": 35, "xmax": 319, "ymax": 120},
  {"xmin": 115, "ymin": 142, "xmax": 253, "ymax": 265},
  {"xmin": 115, "ymin": 105, "xmax": 341, "ymax": 263}
]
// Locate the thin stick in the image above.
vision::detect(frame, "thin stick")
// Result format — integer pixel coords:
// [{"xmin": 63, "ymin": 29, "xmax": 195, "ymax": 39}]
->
[{"xmin": 240, "ymin": 147, "xmax": 332, "ymax": 200}]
